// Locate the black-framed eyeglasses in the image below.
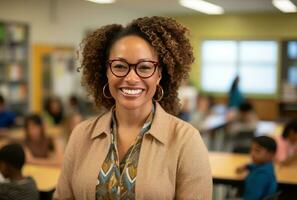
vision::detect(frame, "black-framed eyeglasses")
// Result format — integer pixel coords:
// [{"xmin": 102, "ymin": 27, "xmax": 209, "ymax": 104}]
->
[{"xmin": 107, "ymin": 59, "xmax": 159, "ymax": 78}]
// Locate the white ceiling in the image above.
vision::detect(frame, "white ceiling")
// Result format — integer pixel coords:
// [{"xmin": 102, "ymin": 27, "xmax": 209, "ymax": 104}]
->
[
  {"xmin": 2, "ymin": 0, "xmax": 297, "ymax": 44},
  {"xmin": 86, "ymin": 0, "xmax": 297, "ymax": 15}
]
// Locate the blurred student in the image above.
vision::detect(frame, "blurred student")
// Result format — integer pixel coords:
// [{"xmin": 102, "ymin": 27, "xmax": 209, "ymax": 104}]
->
[
  {"xmin": 65, "ymin": 95, "xmax": 83, "ymax": 130},
  {"xmin": 67, "ymin": 95, "xmax": 83, "ymax": 116},
  {"xmin": 43, "ymin": 96, "xmax": 64, "ymax": 126},
  {"xmin": 0, "ymin": 143, "xmax": 39, "ymax": 200},
  {"xmin": 275, "ymin": 119, "xmax": 297, "ymax": 165},
  {"xmin": 61, "ymin": 95, "xmax": 84, "ymax": 142},
  {"xmin": 0, "ymin": 94, "xmax": 15, "ymax": 129},
  {"xmin": 227, "ymin": 101, "xmax": 258, "ymax": 136},
  {"xmin": 178, "ymin": 98, "xmax": 191, "ymax": 122},
  {"xmin": 236, "ymin": 136, "xmax": 277, "ymax": 200},
  {"xmin": 178, "ymin": 80, "xmax": 198, "ymax": 113},
  {"xmin": 190, "ymin": 94, "xmax": 214, "ymax": 130},
  {"xmin": 23, "ymin": 114, "xmax": 63, "ymax": 166},
  {"xmin": 228, "ymin": 75, "xmax": 244, "ymax": 109}
]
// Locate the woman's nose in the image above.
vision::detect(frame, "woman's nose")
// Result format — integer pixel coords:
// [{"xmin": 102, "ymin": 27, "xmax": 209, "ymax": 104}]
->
[{"xmin": 125, "ymin": 67, "xmax": 140, "ymax": 83}]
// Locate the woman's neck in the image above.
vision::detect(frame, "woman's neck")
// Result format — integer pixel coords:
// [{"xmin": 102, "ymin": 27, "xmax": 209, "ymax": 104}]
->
[{"xmin": 115, "ymin": 102, "xmax": 153, "ymax": 129}]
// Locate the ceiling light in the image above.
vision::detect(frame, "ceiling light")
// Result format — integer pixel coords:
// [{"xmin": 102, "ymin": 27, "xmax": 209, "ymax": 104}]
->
[
  {"xmin": 85, "ymin": 0, "xmax": 115, "ymax": 4},
  {"xmin": 179, "ymin": 0, "xmax": 224, "ymax": 15},
  {"xmin": 272, "ymin": 0, "xmax": 297, "ymax": 13}
]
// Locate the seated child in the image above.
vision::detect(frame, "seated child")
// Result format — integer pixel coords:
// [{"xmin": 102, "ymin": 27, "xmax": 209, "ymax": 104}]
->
[
  {"xmin": 275, "ymin": 119, "xmax": 297, "ymax": 165},
  {"xmin": 0, "ymin": 143, "xmax": 39, "ymax": 200},
  {"xmin": 227, "ymin": 101, "xmax": 258, "ymax": 136},
  {"xmin": 236, "ymin": 136, "xmax": 277, "ymax": 200},
  {"xmin": 190, "ymin": 94, "xmax": 214, "ymax": 130},
  {"xmin": 23, "ymin": 114, "xmax": 63, "ymax": 166}
]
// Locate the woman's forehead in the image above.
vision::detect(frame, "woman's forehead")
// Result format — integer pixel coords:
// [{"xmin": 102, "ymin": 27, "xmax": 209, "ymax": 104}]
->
[{"xmin": 109, "ymin": 35, "xmax": 158, "ymax": 62}]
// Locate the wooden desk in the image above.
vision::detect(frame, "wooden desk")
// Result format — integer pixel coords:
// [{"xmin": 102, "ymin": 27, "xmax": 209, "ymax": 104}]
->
[
  {"xmin": 7, "ymin": 126, "xmax": 64, "ymax": 140},
  {"xmin": 209, "ymin": 152, "xmax": 297, "ymax": 188},
  {"xmin": 23, "ymin": 165, "xmax": 61, "ymax": 192},
  {"xmin": 0, "ymin": 139, "xmax": 9, "ymax": 148}
]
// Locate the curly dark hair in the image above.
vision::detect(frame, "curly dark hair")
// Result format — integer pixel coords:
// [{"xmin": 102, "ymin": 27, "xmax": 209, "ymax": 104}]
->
[{"xmin": 80, "ymin": 16, "xmax": 194, "ymax": 115}]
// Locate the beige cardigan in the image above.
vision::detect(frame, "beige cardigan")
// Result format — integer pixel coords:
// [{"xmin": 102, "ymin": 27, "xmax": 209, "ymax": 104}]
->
[{"xmin": 54, "ymin": 103, "xmax": 212, "ymax": 200}]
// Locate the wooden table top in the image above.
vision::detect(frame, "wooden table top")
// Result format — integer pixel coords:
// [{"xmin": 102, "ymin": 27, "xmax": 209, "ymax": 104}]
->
[
  {"xmin": 1, "ymin": 127, "xmax": 63, "ymax": 192},
  {"xmin": 209, "ymin": 151, "xmax": 297, "ymax": 185},
  {"xmin": 3, "ymin": 146, "xmax": 296, "ymax": 192},
  {"xmin": 23, "ymin": 165, "xmax": 61, "ymax": 191}
]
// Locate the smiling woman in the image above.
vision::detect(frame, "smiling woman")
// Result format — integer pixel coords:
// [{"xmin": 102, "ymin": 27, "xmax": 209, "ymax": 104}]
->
[{"xmin": 54, "ymin": 16, "xmax": 212, "ymax": 200}]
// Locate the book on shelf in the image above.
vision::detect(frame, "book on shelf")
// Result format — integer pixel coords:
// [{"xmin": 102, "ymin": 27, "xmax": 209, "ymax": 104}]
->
[
  {"xmin": 0, "ymin": 67, "xmax": 5, "ymax": 80},
  {"xmin": 9, "ymin": 84, "xmax": 27, "ymax": 103},
  {"xmin": 8, "ymin": 63, "xmax": 23, "ymax": 81},
  {"xmin": 0, "ymin": 84, "xmax": 9, "ymax": 98},
  {"xmin": 7, "ymin": 24, "xmax": 26, "ymax": 43},
  {"xmin": 15, "ymin": 46, "xmax": 26, "ymax": 61},
  {"xmin": 0, "ymin": 46, "xmax": 5, "ymax": 60},
  {"xmin": 5, "ymin": 46, "xmax": 27, "ymax": 61},
  {"xmin": 0, "ymin": 24, "xmax": 4, "ymax": 43}
]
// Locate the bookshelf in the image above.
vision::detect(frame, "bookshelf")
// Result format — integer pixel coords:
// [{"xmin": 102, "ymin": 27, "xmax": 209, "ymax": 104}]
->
[{"xmin": 0, "ymin": 21, "xmax": 29, "ymax": 115}]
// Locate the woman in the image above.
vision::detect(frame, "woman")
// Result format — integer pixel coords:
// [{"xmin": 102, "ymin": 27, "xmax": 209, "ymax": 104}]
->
[
  {"xmin": 23, "ymin": 114, "xmax": 63, "ymax": 166},
  {"xmin": 54, "ymin": 16, "xmax": 212, "ymax": 199}
]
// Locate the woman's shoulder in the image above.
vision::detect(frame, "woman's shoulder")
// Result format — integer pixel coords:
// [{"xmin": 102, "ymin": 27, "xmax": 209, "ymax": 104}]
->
[
  {"xmin": 170, "ymin": 114, "xmax": 198, "ymax": 131},
  {"xmin": 155, "ymin": 104, "xmax": 201, "ymax": 143},
  {"xmin": 165, "ymin": 113, "xmax": 202, "ymax": 145},
  {"xmin": 69, "ymin": 111, "xmax": 110, "ymax": 140},
  {"xmin": 75, "ymin": 115, "xmax": 101, "ymax": 129}
]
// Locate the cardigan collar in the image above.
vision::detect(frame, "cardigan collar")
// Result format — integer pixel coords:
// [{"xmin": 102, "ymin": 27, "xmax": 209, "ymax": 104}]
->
[{"xmin": 90, "ymin": 102, "xmax": 170, "ymax": 145}]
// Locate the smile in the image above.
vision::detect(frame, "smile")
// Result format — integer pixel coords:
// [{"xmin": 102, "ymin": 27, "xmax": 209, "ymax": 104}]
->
[{"xmin": 120, "ymin": 88, "xmax": 143, "ymax": 95}]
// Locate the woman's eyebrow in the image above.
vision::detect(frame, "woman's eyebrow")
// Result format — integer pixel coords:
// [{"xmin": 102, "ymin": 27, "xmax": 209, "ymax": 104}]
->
[{"xmin": 110, "ymin": 57, "xmax": 157, "ymax": 62}]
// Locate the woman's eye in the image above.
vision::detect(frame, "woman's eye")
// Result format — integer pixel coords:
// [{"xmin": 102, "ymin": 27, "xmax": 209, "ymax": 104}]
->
[
  {"xmin": 139, "ymin": 66, "xmax": 151, "ymax": 70},
  {"xmin": 138, "ymin": 64, "xmax": 153, "ymax": 71},
  {"xmin": 114, "ymin": 64, "xmax": 127, "ymax": 69}
]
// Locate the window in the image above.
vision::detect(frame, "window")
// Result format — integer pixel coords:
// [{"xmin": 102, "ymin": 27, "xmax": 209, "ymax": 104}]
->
[
  {"xmin": 201, "ymin": 40, "xmax": 278, "ymax": 95},
  {"xmin": 287, "ymin": 41, "xmax": 297, "ymax": 86}
]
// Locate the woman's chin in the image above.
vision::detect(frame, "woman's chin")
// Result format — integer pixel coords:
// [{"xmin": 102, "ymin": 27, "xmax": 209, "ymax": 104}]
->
[{"xmin": 116, "ymin": 99, "xmax": 152, "ymax": 111}]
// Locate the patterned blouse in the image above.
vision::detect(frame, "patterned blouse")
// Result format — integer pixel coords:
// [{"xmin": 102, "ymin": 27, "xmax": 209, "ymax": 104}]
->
[{"xmin": 96, "ymin": 105, "xmax": 155, "ymax": 200}]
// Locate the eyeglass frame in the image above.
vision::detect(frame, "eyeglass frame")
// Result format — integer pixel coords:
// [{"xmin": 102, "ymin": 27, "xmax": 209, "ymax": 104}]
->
[{"xmin": 107, "ymin": 58, "xmax": 159, "ymax": 79}]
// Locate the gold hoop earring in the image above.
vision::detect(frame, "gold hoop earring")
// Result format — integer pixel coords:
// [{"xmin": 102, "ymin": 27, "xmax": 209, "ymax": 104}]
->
[
  {"xmin": 103, "ymin": 83, "xmax": 112, "ymax": 99},
  {"xmin": 154, "ymin": 85, "xmax": 164, "ymax": 102}
]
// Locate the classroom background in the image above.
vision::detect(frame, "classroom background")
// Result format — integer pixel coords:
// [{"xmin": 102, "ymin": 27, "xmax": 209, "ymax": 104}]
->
[{"xmin": 0, "ymin": 0, "xmax": 297, "ymax": 200}]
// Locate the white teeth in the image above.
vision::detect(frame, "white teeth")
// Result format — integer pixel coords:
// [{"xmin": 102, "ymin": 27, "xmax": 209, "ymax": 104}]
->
[{"xmin": 122, "ymin": 89, "xmax": 142, "ymax": 95}]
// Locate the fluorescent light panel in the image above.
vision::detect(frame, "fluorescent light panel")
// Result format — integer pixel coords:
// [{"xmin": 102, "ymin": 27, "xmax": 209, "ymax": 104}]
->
[
  {"xmin": 85, "ymin": 0, "xmax": 115, "ymax": 4},
  {"xmin": 272, "ymin": 0, "xmax": 297, "ymax": 13},
  {"xmin": 179, "ymin": 0, "xmax": 224, "ymax": 15}
]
